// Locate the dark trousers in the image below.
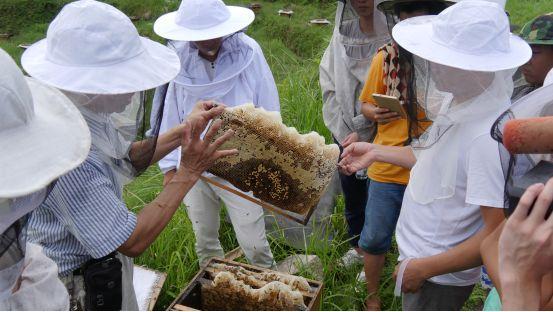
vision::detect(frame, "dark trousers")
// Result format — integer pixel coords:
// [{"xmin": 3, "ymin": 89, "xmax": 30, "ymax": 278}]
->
[{"xmin": 335, "ymin": 138, "xmax": 368, "ymax": 248}]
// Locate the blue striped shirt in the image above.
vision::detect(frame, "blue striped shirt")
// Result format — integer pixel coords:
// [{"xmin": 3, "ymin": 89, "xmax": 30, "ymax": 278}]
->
[{"xmin": 28, "ymin": 147, "xmax": 137, "ymax": 276}]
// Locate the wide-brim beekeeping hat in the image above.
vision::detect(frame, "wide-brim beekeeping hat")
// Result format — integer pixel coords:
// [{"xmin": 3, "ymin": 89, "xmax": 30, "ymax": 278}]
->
[
  {"xmin": 154, "ymin": 0, "xmax": 255, "ymax": 41},
  {"xmin": 21, "ymin": 0, "xmax": 180, "ymax": 95},
  {"xmin": 0, "ymin": 48, "xmax": 90, "ymax": 198},
  {"xmin": 392, "ymin": 0, "xmax": 531, "ymax": 72}
]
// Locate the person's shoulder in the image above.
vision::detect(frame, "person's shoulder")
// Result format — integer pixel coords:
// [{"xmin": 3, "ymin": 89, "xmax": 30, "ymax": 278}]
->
[
  {"xmin": 237, "ymin": 33, "xmax": 263, "ymax": 52},
  {"xmin": 59, "ymin": 149, "xmax": 106, "ymax": 183}
]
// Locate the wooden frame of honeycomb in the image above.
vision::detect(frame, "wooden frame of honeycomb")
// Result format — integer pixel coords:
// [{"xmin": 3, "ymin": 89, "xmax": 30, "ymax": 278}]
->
[
  {"xmin": 168, "ymin": 258, "xmax": 323, "ymax": 311},
  {"xmin": 205, "ymin": 104, "xmax": 340, "ymax": 225}
]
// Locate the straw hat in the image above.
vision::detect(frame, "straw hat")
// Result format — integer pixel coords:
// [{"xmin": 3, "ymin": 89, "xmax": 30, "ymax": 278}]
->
[
  {"xmin": 392, "ymin": 0, "xmax": 531, "ymax": 71},
  {"xmin": 154, "ymin": 0, "xmax": 255, "ymax": 41},
  {"xmin": 0, "ymin": 49, "xmax": 90, "ymax": 198},
  {"xmin": 21, "ymin": 0, "xmax": 180, "ymax": 95}
]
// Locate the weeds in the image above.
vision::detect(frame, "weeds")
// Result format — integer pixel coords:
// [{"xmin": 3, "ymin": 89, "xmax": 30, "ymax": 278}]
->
[{"xmin": 1, "ymin": 0, "xmax": 551, "ymax": 310}]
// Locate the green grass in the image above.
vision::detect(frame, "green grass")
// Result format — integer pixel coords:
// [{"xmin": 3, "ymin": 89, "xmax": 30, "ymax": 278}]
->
[{"xmin": 1, "ymin": 0, "xmax": 552, "ymax": 310}]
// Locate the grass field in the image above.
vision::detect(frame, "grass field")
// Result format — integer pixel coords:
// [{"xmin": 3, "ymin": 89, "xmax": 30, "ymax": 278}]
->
[{"xmin": 1, "ymin": 0, "xmax": 552, "ymax": 310}]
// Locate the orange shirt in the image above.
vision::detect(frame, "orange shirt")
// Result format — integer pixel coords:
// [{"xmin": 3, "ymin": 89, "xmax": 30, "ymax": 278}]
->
[{"xmin": 359, "ymin": 51, "xmax": 430, "ymax": 185}]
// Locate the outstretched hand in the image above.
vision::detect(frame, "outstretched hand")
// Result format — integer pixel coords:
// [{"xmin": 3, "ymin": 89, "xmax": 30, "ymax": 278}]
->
[
  {"xmin": 499, "ymin": 178, "xmax": 553, "ymax": 310},
  {"xmin": 178, "ymin": 101, "xmax": 238, "ymax": 179},
  {"xmin": 338, "ymin": 142, "xmax": 378, "ymax": 175}
]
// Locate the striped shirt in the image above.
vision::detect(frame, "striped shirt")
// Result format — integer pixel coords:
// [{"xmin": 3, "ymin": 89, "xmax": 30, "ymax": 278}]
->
[{"xmin": 27, "ymin": 147, "xmax": 137, "ymax": 276}]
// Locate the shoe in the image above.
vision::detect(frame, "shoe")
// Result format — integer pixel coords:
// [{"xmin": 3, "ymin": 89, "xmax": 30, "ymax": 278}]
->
[{"xmin": 340, "ymin": 248, "xmax": 364, "ymax": 267}]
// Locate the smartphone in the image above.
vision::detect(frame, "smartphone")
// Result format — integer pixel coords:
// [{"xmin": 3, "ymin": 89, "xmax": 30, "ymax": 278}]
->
[{"xmin": 372, "ymin": 94, "xmax": 407, "ymax": 119}]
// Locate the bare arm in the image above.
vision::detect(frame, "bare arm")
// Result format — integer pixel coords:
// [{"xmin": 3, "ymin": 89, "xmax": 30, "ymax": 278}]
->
[
  {"xmin": 118, "ymin": 104, "xmax": 237, "ymax": 257},
  {"xmin": 480, "ymin": 221, "xmax": 504, "ymax": 293},
  {"xmin": 338, "ymin": 142, "xmax": 416, "ymax": 176},
  {"xmin": 396, "ymin": 206, "xmax": 505, "ymax": 293}
]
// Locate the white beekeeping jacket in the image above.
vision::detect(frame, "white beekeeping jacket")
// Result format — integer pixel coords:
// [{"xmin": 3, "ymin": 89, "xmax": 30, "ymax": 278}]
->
[
  {"xmin": 0, "ymin": 243, "xmax": 69, "ymax": 310},
  {"xmin": 320, "ymin": 0, "xmax": 390, "ymax": 143},
  {"xmin": 154, "ymin": 33, "xmax": 281, "ymax": 173}
]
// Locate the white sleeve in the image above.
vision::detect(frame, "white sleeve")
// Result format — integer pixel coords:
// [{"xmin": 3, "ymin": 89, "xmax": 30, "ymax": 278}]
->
[
  {"xmin": 251, "ymin": 45, "xmax": 281, "ymax": 113},
  {"xmin": 465, "ymin": 133, "xmax": 505, "ymax": 208},
  {"xmin": 157, "ymin": 83, "xmax": 181, "ymax": 174}
]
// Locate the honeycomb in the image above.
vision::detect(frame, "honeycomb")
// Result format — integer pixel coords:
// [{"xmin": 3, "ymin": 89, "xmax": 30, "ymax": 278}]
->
[
  {"xmin": 201, "ymin": 264, "xmax": 309, "ymax": 310},
  {"xmin": 207, "ymin": 104, "xmax": 340, "ymax": 215}
]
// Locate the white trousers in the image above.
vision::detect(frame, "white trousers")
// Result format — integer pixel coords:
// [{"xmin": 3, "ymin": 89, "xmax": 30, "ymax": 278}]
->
[{"xmin": 184, "ymin": 176, "xmax": 275, "ymax": 268}]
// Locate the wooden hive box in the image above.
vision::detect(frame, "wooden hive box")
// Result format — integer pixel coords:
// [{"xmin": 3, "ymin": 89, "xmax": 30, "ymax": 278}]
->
[{"xmin": 167, "ymin": 258, "xmax": 323, "ymax": 311}]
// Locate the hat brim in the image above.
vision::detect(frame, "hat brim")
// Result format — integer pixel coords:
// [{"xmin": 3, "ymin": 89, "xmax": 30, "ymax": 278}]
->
[
  {"xmin": 21, "ymin": 37, "xmax": 180, "ymax": 94},
  {"xmin": 154, "ymin": 6, "xmax": 255, "ymax": 41},
  {"xmin": 377, "ymin": 0, "xmax": 456, "ymax": 13},
  {"xmin": 392, "ymin": 15, "xmax": 532, "ymax": 72},
  {"xmin": 0, "ymin": 78, "xmax": 91, "ymax": 198}
]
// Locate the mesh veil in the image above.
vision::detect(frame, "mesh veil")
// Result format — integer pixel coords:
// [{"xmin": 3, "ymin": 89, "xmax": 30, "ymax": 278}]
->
[
  {"xmin": 491, "ymin": 84, "xmax": 553, "ymax": 215},
  {"xmin": 62, "ymin": 91, "xmax": 164, "ymax": 189},
  {"xmin": 0, "ymin": 184, "xmax": 53, "ymax": 301},
  {"xmin": 381, "ymin": 1, "xmax": 451, "ymax": 35},
  {"xmin": 337, "ymin": 0, "xmax": 389, "ymax": 61},
  {"xmin": 376, "ymin": 1, "xmax": 454, "ymax": 143},
  {"xmin": 407, "ymin": 58, "xmax": 515, "ymax": 204}
]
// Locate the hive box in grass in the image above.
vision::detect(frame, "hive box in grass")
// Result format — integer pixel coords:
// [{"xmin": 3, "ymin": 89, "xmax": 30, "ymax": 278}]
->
[
  {"xmin": 206, "ymin": 104, "xmax": 340, "ymax": 225},
  {"xmin": 167, "ymin": 258, "xmax": 323, "ymax": 311},
  {"xmin": 133, "ymin": 265, "xmax": 166, "ymax": 311}
]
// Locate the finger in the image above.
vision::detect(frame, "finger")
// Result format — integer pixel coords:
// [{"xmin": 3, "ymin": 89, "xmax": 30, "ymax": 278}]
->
[
  {"xmin": 376, "ymin": 112, "xmax": 400, "ymax": 120},
  {"xmin": 338, "ymin": 154, "xmax": 351, "ymax": 167},
  {"xmin": 189, "ymin": 118, "xmax": 203, "ymax": 143},
  {"xmin": 512, "ymin": 183, "xmax": 545, "ymax": 221},
  {"xmin": 341, "ymin": 144, "xmax": 356, "ymax": 158},
  {"xmin": 203, "ymin": 119, "xmax": 222, "ymax": 144},
  {"xmin": 180, "ymin": 122, "xmax": 192, "ymax": 147},
  {"xmin": 208, "ymin": 129, "xmax": 235, "ymax": 154},
  {"xmin": 375, "ymin": 108, "xmax": 391, "ymax": 114},
  {"xmin": 531, "ymin": 178, "xmax": 553, "ymax": 222},
  {"xmin": 201, "ymin": 105, "xmax": 226, "ymax": 120},
  {"xmin": 212, "ymin": 149, "xmax": 239, "ymax": 160},
  {"xmin": 345, "ymin": 164, "xmax": 358, "ymax": 176},
  {"xmin": 337, "ymin": 165, "xmax": 349, "ymax": 175},
  {"xmin": 341, "ymin": 137, "xmax": 351, "ymax": 147}
]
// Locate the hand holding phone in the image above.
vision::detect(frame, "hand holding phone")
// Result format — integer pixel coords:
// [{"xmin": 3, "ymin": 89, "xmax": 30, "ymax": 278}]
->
[{"xmin": 372, "ymin": 94, "xmax": 407, "ymax": 119}]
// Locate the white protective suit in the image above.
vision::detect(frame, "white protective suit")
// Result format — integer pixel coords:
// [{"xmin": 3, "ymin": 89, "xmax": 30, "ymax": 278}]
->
[
  {"xmin": 320, "ymin": 0, "xmax": 390, "ymax": 143},
  {"xmin": 154, "ymin": 32, "xmax": 279, "ymax": 268},
  {"xmin": 0, "ymin": 190, "xmax": 69, "ymax": 311},
  {"xmin": 1, "ymin": 243, "xmax": 69, "ymax": 311}
]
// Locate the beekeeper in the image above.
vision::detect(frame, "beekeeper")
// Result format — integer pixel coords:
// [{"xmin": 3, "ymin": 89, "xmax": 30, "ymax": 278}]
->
[
  {"xmin": 319, "ymin": 0, "xmax": 390, "ymax": 262},
  {"xmin": 21, "ymin": 1, "xmax": 237, "ymax": 310},
  {"xmin": 152, "ymin": 0, "xmax": 279, "ymax": 268},
  {"xmin": 339, "ymin": 0, "xmax": 531, "ymax": 309},
  {"xmin": 0, "ymin": 48, "xmax": 90, "ymax": 310}
]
